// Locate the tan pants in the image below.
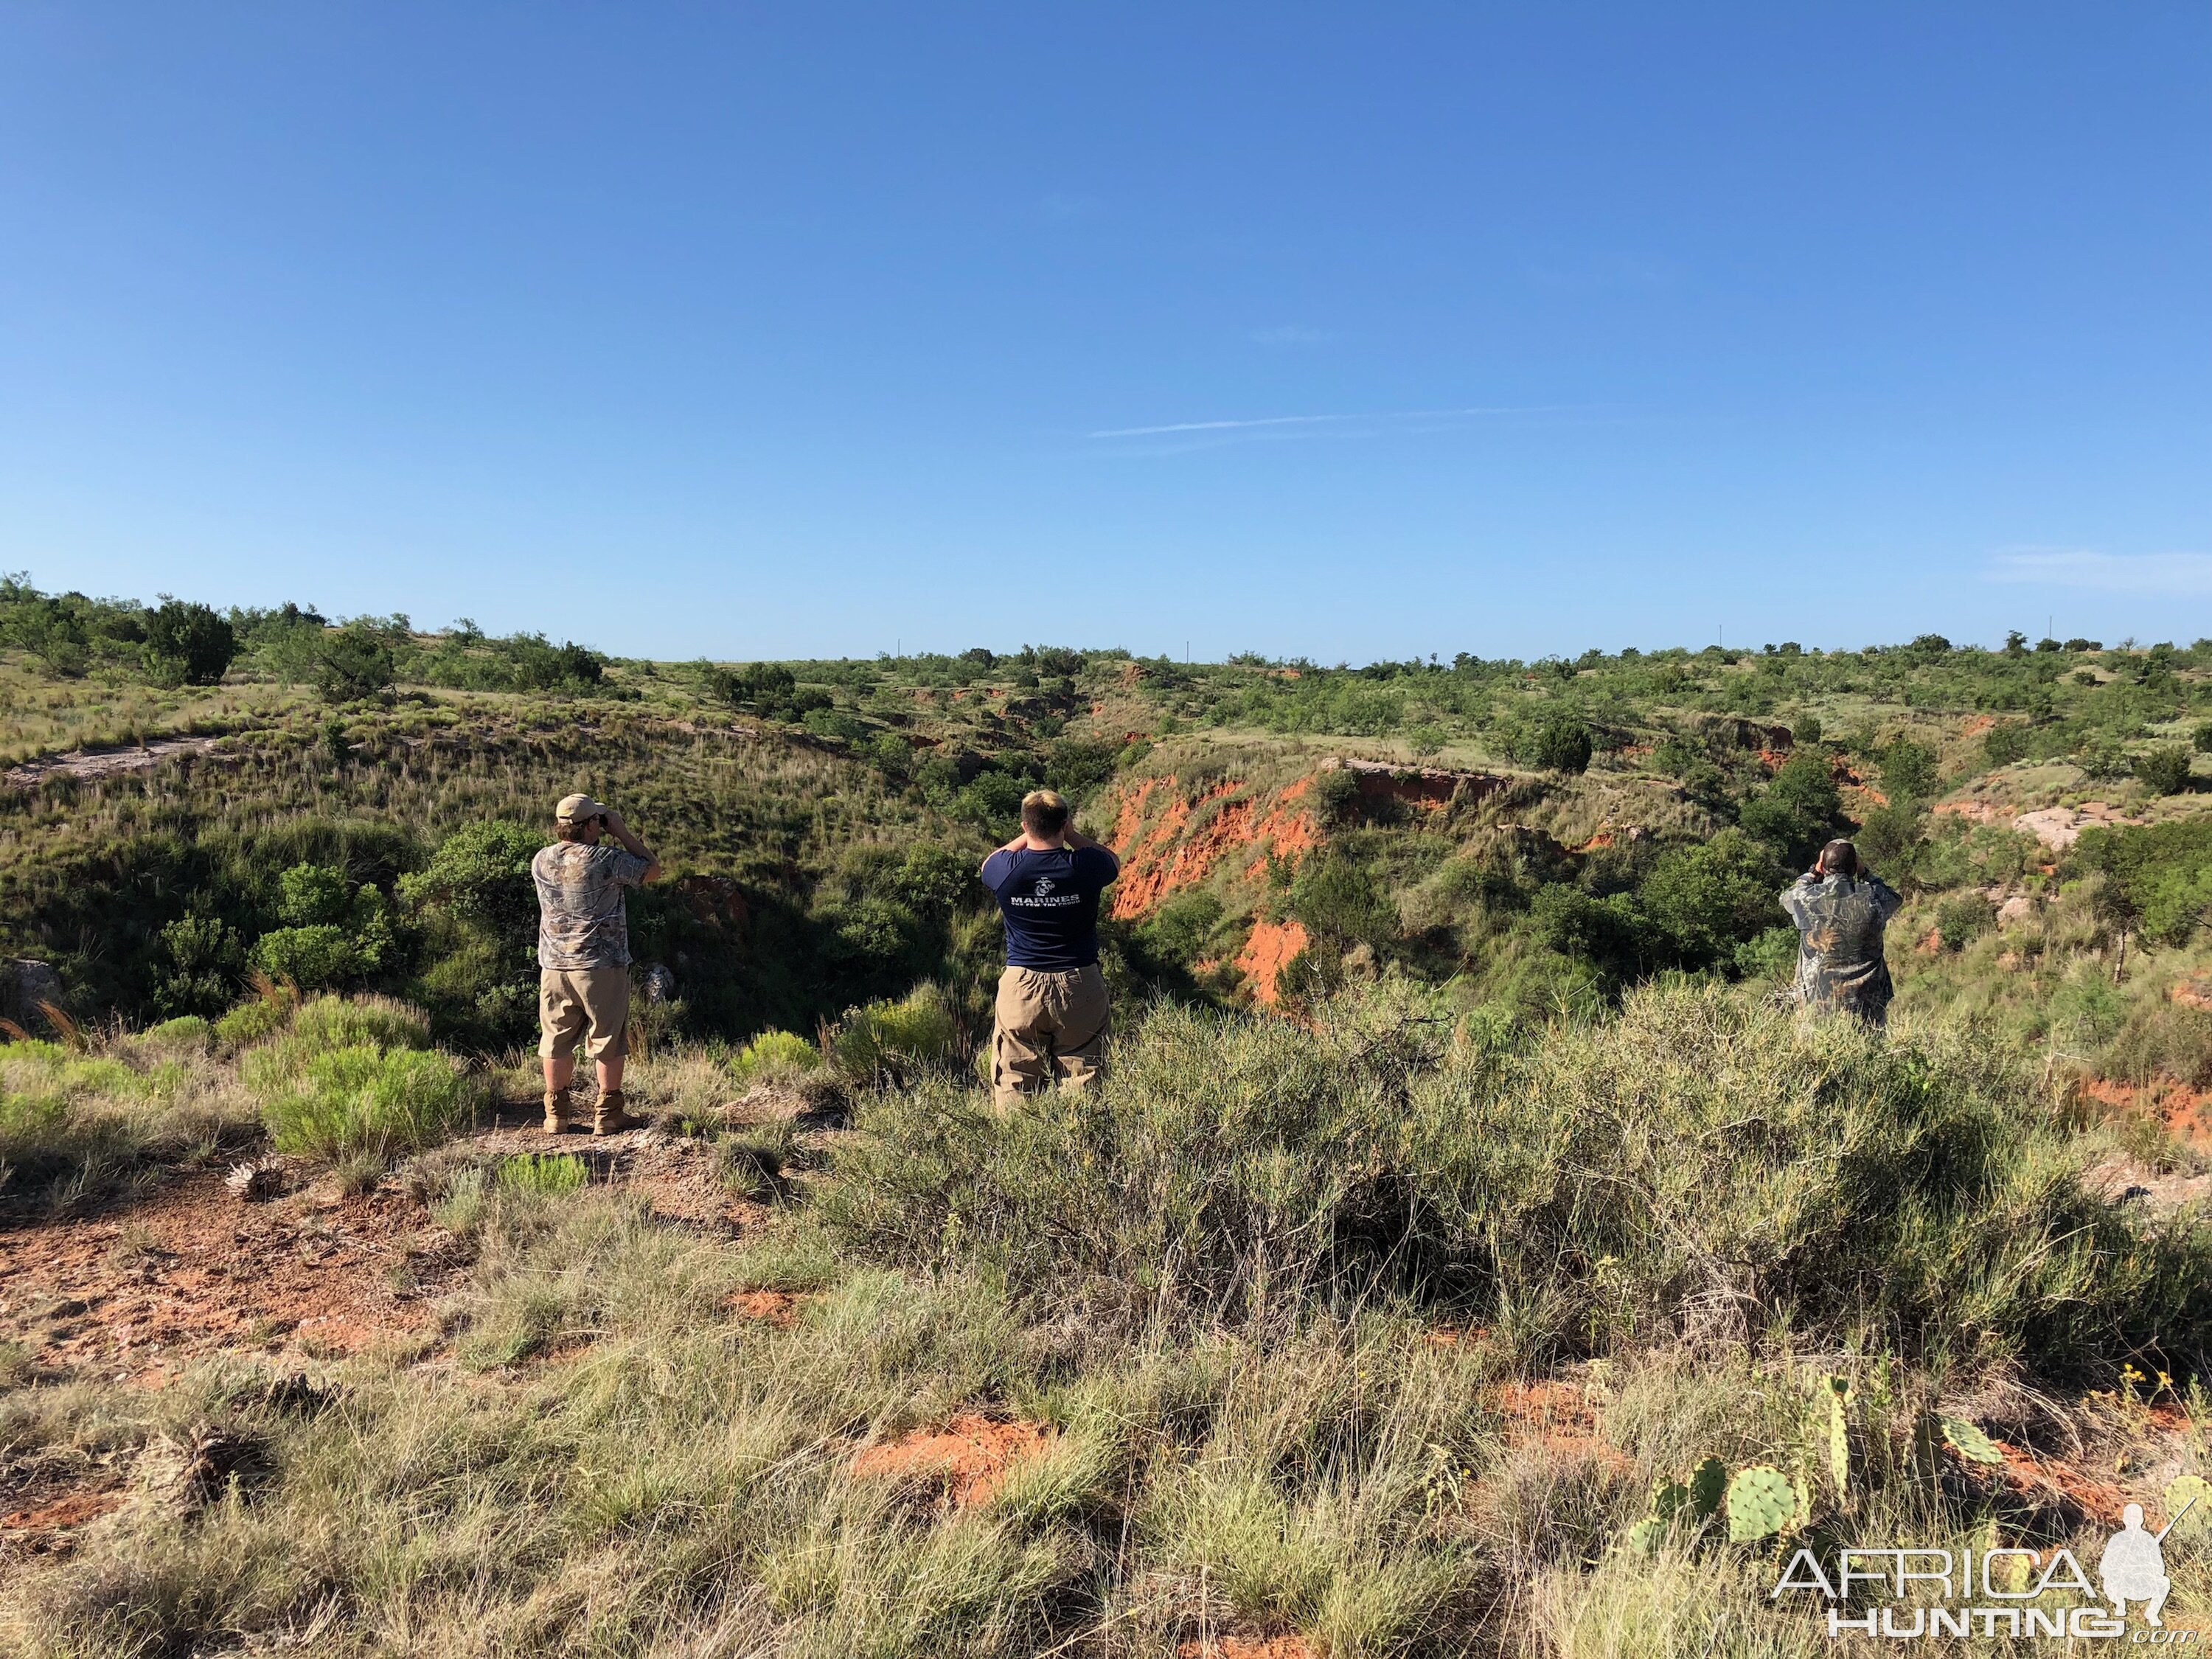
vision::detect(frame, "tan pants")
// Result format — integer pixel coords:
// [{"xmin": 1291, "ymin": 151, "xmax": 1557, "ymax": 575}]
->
[
  {"xmin": 992, "ymin": 964, "xmax": 1109, "ymax": 1105},
  {"xmin": 539, "ymin": 966, "xmax": 632, "ymax": 1061}
]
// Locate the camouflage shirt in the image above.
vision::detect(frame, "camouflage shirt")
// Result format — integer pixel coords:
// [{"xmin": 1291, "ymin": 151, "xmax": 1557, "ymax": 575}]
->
[
  {"xmin": 1781, "ymin": 872, "xmax": 1902, "ymax": 1018},
  {"xmin": 532, "ymin": 842, "xmax": 652, "ymax": 970}
]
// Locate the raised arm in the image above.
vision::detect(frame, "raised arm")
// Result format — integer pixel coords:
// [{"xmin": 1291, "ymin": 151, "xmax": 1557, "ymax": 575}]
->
[
  {"xmin": 602, "ymin": 810, "xmax": 662, "ymax": 882},
  {"xmin": 1064, "ymin": 824, "xmax": 1120, "ymax": 875}
]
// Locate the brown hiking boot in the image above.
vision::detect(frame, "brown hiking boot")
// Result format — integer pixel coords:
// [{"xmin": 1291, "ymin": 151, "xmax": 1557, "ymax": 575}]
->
[
  {"xmin": 591, "ymin": 1090, "xmax": 647, "ymax": 1136},
  {"xmin": 543, "ymin": 1089, "xmax": 585, "ymax": 1134}
]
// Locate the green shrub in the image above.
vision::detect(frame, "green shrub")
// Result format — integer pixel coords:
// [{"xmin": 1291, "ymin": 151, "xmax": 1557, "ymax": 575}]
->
[
  {"xmin": 1876, "ymin": 739, "xmax": 1938, "ymax": 802},
  {"xmin": 141, "ymin": 598, "xmax": 237, "ymax": 686},
  {"xmin": 316, "ymin": 622, "xmax": 398, "ymax": 700},
  {"xmin": 732, "ymin": 1029, "xmax": 822, "ymax": 1086},
  {"xmin": 832, "ymin": 984, "xmax": 961, "ymax": 1080},
  {"xmin": 1933, "ymin": 891, "xmax": 1996, "ymax": 950},
  {"xmin": 261, "ymin": 1046, "xmax": 478, "ymax": 1162},
  {"xmin": 142, "ymin": 1016, "xmax": 213, "ymax": 1051},
  {"xmin": 1520, "ymin": 716, "xmax": 1593, "ymax": 775},
  {"xmin": 2078, "ymin": 736, "xmax": 2133, "ymax": 782},
  {"xmin": 1983, "ymin": 723, "xmax": 2031, "ymax": 766},
  {"xmin": 250, "ymin": 925, "xmax": 359, "ymax": 990},
  {"xmin": 2194, "ymin": 722, "xmax": 2212, "ymax": 754},
  {"xmin": 214, "ymin": 996, "xmax": 291, "ymax": 1048},
  {"xmin": 2136, "ymin": 745, "xmax": 2194, "ymax": 796},
  {"xmin": 2074, "ymin": 818, "xmax": 2212, "ymax": 946}
]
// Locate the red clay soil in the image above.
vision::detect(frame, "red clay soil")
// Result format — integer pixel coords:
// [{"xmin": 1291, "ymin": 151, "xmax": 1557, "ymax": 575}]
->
[
  {"xmin": 1486, "ymin": 1379, "xmax": 1630, "ymax": 1474},
  {"xmin": 0, "ymin": 1170, "xmax": 447, "ymax": 1386},
  {"xmin": 1177, "ymin": 1638, "xmax": 1318, "ymax": 1659},
  {"xmin": 0, "ymin": 1114, "xmax": 770, "ymax": 1387},
  {"xmin": 727, "ymin": 1289, "xmax": 804, "ymax": 1326},
  {"xmin": 849, "ymin": 1413, "xmax": 1052, "ymax": 1507},
  {"xmin": 1110, "ymin": 783, "xmax": 1243, "ymax": 917},
  {"xmin": 2079, "ymin": 1076, "xmax": 2212, "ymax": 1146},
  {"xmin": 1235, "ymin": 920, "xmax": 1311, "ymax": 1006},
  {"xmin": 1110, "ymin": 778, "xmax": 1323, "ymax": 921},
  {"xmin": 1239, "ymin": 779, "xmax": 1322, "ymax": 879},
  {"xmin": 2172, "ymin": 977, "xmax": 2212, "ymax": 1014}
]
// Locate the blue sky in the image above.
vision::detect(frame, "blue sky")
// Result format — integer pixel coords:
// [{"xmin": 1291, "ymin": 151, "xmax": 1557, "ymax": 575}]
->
[{"xmin": 1, "ymin": 4, "xmax": 2205, "ymax": 662}]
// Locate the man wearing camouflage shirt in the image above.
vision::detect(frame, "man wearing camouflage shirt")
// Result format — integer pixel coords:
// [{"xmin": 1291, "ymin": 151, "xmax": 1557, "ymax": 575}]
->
[
  {"xmin": 1781, "ymin": 838, "xmax": 1902, "ymax": 1024},
  {"xmin": 535, "ymin": 793, "xmax": 661, "ymax": 1134}
]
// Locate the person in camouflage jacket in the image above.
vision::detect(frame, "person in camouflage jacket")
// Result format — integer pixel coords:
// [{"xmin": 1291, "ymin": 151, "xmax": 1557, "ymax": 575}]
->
[{"xmin": 1781, "ymin": 839, "xmax": 1902, "ymax": 1023}]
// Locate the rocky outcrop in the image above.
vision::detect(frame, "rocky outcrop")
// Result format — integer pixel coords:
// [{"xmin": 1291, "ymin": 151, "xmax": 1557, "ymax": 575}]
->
[
  {"xmin": 1319, "ymin": 756, "xmax": 1512, "ymax": 811},
  {"xmin": 1, "ymin": 959, "xmax": 63, "ymax": 1032}
]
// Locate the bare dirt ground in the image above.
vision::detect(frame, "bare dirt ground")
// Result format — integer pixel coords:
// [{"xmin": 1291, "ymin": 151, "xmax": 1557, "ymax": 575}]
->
[
  {"xmin": 0, "ymin": 1099, "xmax": 777, "ymax": 1558},
  {"xmin": 1, "ymin": 735, "xmax": 223, "ymax": 791}
]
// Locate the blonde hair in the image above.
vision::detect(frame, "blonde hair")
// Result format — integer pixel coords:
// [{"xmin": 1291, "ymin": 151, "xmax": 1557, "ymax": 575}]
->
[{"xmin": 1020, "ymin": 788, "xmax": 1070, "ymax": 837}]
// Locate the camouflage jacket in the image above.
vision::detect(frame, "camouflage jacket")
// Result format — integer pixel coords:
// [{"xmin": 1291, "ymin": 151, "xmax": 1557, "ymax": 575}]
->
[
  {"xmin": 1781, "ymin": 872, "xmax": 1902, "ymax": 1017},
  {"xmin": 532, "ymin": 842, "xmax": 652, "ymax": 970}
]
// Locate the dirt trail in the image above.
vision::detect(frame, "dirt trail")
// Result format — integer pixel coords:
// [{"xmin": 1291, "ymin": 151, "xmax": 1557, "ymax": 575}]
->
[{"xmin": 3, "ymin": 736, "xmax": 222, "ymax": 791}]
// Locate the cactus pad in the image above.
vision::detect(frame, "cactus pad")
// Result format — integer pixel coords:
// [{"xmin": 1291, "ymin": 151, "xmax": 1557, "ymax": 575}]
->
[
  {"xmin": 1726, "ymin": 1464, "xmax": 1797, "ymax": 1542},
  {"xmin": 1623, "ymin": 1516, "xmax": 1668, "ymax": 1557},
  {"xmin": 1826, "ymin": 1377, "xmax": 1851, "ymax": 1498},
  {"xmin": 1688, "ymin": 1455, "xmax": 1727, "ymax": 1520},
  {"xmin": 1650, "ymin": 1476, "xmax": 1690, "ymax": 1521},
  {"xmin": 1939, "ymin": 1416, "xmax": 2004, "ymax": 1467}
]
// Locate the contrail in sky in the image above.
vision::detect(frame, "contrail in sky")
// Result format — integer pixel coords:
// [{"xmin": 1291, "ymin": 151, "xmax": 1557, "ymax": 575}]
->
[{"xmin": 1088, "ymin": 406, "xmax": 1585, "ymax": 439}]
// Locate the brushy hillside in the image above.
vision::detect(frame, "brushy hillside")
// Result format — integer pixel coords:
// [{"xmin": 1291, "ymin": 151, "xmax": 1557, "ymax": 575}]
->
[
  {"xmin": 4, "ymin": 984, "xmax": 2211, "ymax": 1657},
  {"xmin": 7, "ymin": 577, "xmax": 2212, "ymax": 1120},
  {"xmin": 8, "ymin": 579, "xmax": 2212, "ymax": 1652}
]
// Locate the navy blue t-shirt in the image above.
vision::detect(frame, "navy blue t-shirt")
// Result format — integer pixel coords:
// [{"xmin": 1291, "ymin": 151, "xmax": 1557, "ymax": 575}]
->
[{"xmin": 980, "ymin": 846, "xmax": 1120, "ymax": 970}]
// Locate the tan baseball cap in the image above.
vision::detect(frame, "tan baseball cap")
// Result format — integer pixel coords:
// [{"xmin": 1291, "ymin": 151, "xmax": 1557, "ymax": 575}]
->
[{"xmin": 555, "ymin": 793, "xmax": 610, "ymax": 822}]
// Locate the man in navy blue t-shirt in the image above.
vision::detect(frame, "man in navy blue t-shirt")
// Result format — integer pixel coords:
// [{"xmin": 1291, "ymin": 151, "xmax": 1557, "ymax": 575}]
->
[{"xmin": 979, "ymin": 788, "xmax": 1121, "ymax": 1105}]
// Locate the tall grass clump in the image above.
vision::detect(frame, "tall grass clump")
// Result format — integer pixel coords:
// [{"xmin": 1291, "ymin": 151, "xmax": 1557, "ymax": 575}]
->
[
  {"xmin": 238, "ymin": 993, "xmax": 474, "ymax": 1163},
  {"xmin": 0, "ymin": 1037, "xmax": 250, "ymax": 1209},
  {"xmin": 259, "ymin": 1046, "xmax": 478, "ymax": 1163},
  {"xmin": 823, "ymin": 984, "xmax": 2212, "ymax": 1378}
]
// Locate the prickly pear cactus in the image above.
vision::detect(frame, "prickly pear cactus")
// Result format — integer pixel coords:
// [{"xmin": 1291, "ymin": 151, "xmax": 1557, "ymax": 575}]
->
[
  {"xmin": 1939, "ymin": 1416, "xmax": 2004, "ymax": 1467},
  {"xmin": 1826, "ymin": 1377, "xmax": 1851, "ymax": 1498},
  {"xmin": 1688, "ymin": 1455, "xmax": 1727, "ymax": 1520},
  {"xmin": 1623, "ymin": 1515, "xmax": 1668, "ymax": 1557},
  {"xmin": 1726, "ymin": 1464, "xmax": 1797, "ymax": 1543},
  {"xmin": 1650, "ymin": 1476, "xmax": 1690, "ymax": 1521},
  {"xmin": 2165, "ymin": 1475, "xmax": 2212, "ymax": 1538}
]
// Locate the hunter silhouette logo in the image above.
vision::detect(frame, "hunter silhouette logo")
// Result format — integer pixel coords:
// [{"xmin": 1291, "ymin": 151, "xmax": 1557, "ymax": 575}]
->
[
  {"xmin": 1772, "ymin": 1491, "xmax": 2199, "ymax": 1640},
  {"xmin": 2103, "ymin": 1500, "xmax": 2188, "ymax": 1627}
]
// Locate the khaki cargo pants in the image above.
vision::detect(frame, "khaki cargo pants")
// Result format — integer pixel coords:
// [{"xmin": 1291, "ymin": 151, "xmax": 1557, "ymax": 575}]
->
[
  {"xmin": 991, "ymin": 964, "xmax": 1110, "ymax": 1106},
  {"xmin": 539, "ymin": 965, "xmax": 632, "ymax": 1061}
]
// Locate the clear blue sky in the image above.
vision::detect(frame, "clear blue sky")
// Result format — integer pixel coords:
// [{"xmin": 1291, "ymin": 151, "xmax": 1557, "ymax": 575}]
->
[{"xmin": 1, "ymin": 4, "xmax": 2206, "ymax": 663}]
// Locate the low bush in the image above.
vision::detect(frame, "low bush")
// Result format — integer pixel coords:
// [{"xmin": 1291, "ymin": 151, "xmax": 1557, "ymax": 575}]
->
[
  {"xmin": 212, "ymin": 995, "xmax": 291, "ymax": 1048},
  {"xmin": 824, "ymin": 986, "xmax": 2212, "ymax": 1377},
  {"xmin": 832, "ymin": 984, "xmax": 961, "ymax": 1081},
  {"xmin": 731, "ymin": 1028, "xmax": 821, "ymax": 1087},
  {"xmin": 0, "ymin": 1039, "xmax": 251, "ymax": 1208},
  {"xmin": 259, "ymin": 1045, "xmax": 479, "ymax": 1163},
  {"xmin": 1933, "ymin": 890, "xmax": 1995, "ymax": 951}
]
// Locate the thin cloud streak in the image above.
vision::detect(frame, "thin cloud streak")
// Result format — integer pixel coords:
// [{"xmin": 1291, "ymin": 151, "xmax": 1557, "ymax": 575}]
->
[
  {"xmin": 1986, "ymin": 549, "xmax": 2212, "ymax": 596},
  {"xmin": 1089, "ymin": 406, "xmax": 1581, "ymax": 439}
]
